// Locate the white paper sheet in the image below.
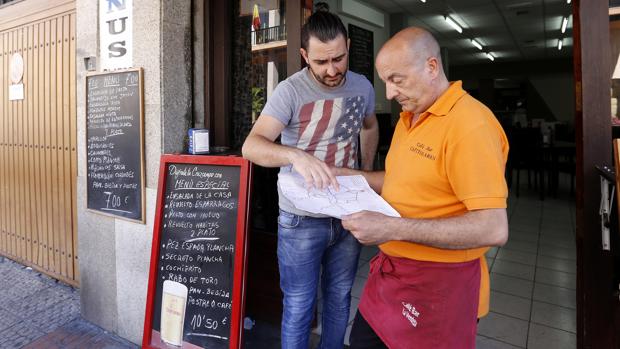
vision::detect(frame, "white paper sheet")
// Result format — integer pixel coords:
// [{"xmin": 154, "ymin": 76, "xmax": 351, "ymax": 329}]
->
[{"xmin": 278, "ymin": 172, "xmax": 401, "ymax": 219}]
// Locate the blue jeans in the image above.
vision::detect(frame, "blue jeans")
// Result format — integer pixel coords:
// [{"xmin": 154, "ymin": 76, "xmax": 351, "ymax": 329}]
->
[{"xmin": 277, "ymin": 209, "xmax": 361, "ymax": 349}]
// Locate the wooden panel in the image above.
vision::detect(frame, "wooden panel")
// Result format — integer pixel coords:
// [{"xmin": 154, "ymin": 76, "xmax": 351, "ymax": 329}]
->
[
  {"xmin": 1, "ymin": 31, "xmax": 6, "ymax": 257},
  {"xmin": 0, "ymin": 6, "xmax": 77, "ymax": 286},
  {"xmin": 0, "ymin": 0, "xmax": 74, "ymax": 32},
  {"xmin": 69, "ymin": 12, "xmax": 78, "ymax": 281},
  {"xmin": 573, "ymin": 0, "xmax": 619, "ymax": 347}
]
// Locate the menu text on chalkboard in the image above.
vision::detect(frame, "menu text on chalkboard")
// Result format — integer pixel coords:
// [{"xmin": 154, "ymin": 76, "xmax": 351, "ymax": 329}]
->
[
  {"xmin": 86, "ymin": 68, "xmax": 145, "ymax": 222},
  {"xmin": 348, "ymin": 24, "xmax": 374, "ymax": 85},
  {"xmin": 143, "ymin": 155, "xmax": 251, "ymax": 349}
]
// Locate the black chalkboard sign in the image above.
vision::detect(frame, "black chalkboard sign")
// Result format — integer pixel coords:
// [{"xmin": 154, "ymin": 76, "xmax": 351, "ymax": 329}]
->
[
  {"xmin": 348, "ymin": 24, "xmax": 374, "ymax": 85},
  {"xmin": 143, "ymin": 155, "xmax": 252, "ymax": 349},
  {"xmin": 86, "ymin": 68, "xmax": 145, "ymax": 222}
]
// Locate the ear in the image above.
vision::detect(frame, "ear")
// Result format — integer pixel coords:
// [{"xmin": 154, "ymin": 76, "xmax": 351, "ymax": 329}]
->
[
  {"xmin": 300, "ymin": 48, "xmax": 310, "ymax": 64},
  {"xmin": 427, "ymin": 56, "xmax": 440, "ymax": 78}
]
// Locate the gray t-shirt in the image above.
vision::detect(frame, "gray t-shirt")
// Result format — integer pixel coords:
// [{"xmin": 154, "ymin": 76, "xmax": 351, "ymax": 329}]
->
[{"xmin": 261, "ymin": 67, "xmax": 375, "ymax": 216}]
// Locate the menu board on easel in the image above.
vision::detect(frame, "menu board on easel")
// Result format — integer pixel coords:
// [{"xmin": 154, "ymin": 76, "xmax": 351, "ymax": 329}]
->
[
  {"xmin": 85, "ymin": 68, "xmax": 145, "ymax": 222},
  {"xmin": 142, "ymin": 155, "xmax": 252, "ymax": 349}
]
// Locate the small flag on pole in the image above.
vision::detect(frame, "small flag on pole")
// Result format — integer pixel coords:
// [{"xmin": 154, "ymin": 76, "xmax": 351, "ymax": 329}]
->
[{"xmin": 252, "ymin": 4, "xmax": 261, "ymax": 31}]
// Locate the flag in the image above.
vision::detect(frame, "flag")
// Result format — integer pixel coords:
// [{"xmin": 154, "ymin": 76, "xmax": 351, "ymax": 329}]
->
[
  {"xmin": 252, "ymin": 4, "xmax": 261, "ymax": 31},
  {"xmin": 296, "ymin": 96, "xmax": 366, "ymax": 168}
]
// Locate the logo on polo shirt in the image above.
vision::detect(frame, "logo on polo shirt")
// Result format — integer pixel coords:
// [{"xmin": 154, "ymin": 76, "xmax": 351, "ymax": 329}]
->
[
  {"xmin": 409, "ymin": 142, "xmax": 436, "ymax": 161},
  {"xmin": 401, "ymin": 301, "xmax": 420, "ymax": 328}
]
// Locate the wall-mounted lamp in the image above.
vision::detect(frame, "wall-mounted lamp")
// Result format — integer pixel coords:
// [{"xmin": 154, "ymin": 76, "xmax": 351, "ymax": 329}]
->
[
  {"xmin": 444, "ymin": 16, "xmax": 463, "ymax": 33},
  {"xmin": 561, "ymin": 17, "xmax": 568, "ymax": 33},
  {"xmin": 486, "ymin": 53, "xmax": 495, "ymax": 61},
  {"xmin": 471, "ymin": 39, "xmax": 483, "ymax": 50},
  {"xmin": 557, "ymin": 38, "xmax": 563, "ymax": 50}
]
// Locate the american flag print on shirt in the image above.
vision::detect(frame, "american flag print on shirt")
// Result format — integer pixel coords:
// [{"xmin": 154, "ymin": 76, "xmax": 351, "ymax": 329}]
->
[{"xmin": 296, "ymin": 95, "xmax": 366, "ymax": 168}]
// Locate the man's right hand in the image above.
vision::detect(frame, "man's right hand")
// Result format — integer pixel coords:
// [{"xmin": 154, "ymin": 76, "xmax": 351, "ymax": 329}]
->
[
  {"xmin": 242, "ymin": 115, "xmax": 339, "ymax": 190},
  {"xmin": 288, "ymin": 148, "xmax": 339, "ymax": 191}
]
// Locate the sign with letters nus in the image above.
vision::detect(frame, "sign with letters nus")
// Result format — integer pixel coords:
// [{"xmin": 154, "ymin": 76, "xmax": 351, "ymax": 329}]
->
[{"xmin": 100, "ymin": 0, "xmax": 133, "ymax": 70}]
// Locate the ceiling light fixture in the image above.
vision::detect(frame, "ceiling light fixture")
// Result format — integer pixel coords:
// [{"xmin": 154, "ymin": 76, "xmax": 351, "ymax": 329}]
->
[
  {"xmin": 567, "ymin": 0, "xmax": 571, "ymax": 4},
  {"xmin": 486, "ymin": 53, "xmax": 495, "ymax": 61},
  {"xmin": 471, "ymin": 39, "xmax": 483, "ymax": 50},
  {"xmin": 558, "ymin": 38, "xmax": 563, "ymax": 50},
  {"xmin": 561, "ymin": 17, "xmax": 568, "ymax": 33},
  {"xmin": 420, "ymin": 0, "xmax": 426, "ymax": 2},
  {"xmin": 445, "ymin": 16, "xmax": 463, "ymax": 33}
]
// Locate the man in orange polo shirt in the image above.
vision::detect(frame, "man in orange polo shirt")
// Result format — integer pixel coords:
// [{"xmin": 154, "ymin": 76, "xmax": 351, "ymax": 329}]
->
[{"xmin": 335, "ymin": 27, "xmax": 509, "ymax": 349}]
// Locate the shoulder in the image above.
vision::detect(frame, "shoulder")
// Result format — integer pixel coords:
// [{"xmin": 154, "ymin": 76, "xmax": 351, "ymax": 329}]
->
[
  {"xmin": 449, "ymin": 94, "xmax": 506, "ymax": 139},
  {"xmin": 287, "ymin": 68, "xmax": 313, "ymax": 86},
  {"xmin": 346, "ymin": 71, "xmax": 373, "ymax": 90},
  {"xmin": 452, "ymin": 94, "xmax": 495, "ymax": 123}
]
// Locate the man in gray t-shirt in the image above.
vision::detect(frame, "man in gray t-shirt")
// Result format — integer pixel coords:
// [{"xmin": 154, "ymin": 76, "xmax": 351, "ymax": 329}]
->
[
  {"xmin": 263, "ymin": 67, "xmax": 375, "ymax": 217},
  {"xmin": 242, "ymin": 4, "xmax": 378, "ymax": 348}
]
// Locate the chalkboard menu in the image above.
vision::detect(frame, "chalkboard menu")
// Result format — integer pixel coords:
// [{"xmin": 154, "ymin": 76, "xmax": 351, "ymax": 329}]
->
[
  {"xmin": 348, "ymin": 24, "xmax": 374, "ymax": 85},
  {"xmin": 143, "ymin": 155, "xmax": 252, "ymax": 349},
  {"xmin": 86, "ymin": 68, "xmax": 145, "ymax": 222}
]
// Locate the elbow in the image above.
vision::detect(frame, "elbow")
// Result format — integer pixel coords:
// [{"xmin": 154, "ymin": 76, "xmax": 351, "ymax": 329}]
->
[
  {"xmin": 489, "ymin": 220, "xmax": 509, "ymax": 247},
  {"xmin": 241, "ymin": 141, "xmax": 249, "ymax": 159},
  {"xmin": 484, "ymin": 209, "xmax": 509, "ymax": 247},
  {"xmin": 492, "ymin": 226, "xmax": 509, "ymax": 247},
  {"xmin": 241, "ymin": 136, "xmax": 254, "ymax": 160}
]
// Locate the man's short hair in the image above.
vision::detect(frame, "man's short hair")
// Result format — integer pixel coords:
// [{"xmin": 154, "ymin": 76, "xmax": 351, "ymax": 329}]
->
[{"xmin": 301, "ymin": 2, "xmax": 348, "ymax": 51}]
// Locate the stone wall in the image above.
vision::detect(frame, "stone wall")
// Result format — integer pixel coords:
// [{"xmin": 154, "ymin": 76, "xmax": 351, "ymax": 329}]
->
[{"xmin": 75, "ymin": 0, "xmax": 191, "ymax": 344}]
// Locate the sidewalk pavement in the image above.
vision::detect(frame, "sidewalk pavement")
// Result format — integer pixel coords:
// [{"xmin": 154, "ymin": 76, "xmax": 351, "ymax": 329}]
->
[
  {"xmin": 0, "ymin": 257, "xmax": 137, "ymax": 349},
  {"xmin": 0, "ymin": 255, "xmax": 323, "ymax": 349}
]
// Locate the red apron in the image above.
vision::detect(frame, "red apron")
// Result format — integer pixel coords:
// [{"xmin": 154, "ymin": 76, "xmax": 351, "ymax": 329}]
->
[{"xmin": 358, "ymin": 252, "xmax": 480, "ymax": 349}]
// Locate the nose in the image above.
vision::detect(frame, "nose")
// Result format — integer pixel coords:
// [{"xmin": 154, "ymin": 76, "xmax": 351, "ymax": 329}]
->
[
  {"xmin": 385, "ymin": 83, "xmax": 397, "ymax": 100},
  {"xmin": 327, "ymin": 63, "xmax": 337, "ymax": 77}
]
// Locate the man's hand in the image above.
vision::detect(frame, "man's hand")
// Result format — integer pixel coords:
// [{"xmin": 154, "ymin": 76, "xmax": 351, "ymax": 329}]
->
[
  {"xmin": 341, "ymin": 210, "xmax": 394, "ymax": 245},
  {"xmin": 289, "ymin": 149, "xmax": 339, "ymax": 190}
]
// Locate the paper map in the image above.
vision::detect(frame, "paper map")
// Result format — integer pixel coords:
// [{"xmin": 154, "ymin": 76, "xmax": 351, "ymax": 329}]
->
[{"xmin": 278, "ymin": 172, "xmax": 400, "ymax": 219}]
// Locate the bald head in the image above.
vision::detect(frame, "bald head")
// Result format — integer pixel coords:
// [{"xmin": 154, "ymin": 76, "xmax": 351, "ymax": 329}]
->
[
  {"xmin": 377, "ymin": 27, "xmax": 443, "ymax": 72},
  {"xmin": 375, "ymin": 27, "xmax": 450, "ymax": 115}
]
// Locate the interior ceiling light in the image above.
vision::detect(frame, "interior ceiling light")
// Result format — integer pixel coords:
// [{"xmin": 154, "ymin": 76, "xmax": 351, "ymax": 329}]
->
[
  {"xmin": 558, "ymin": 38, "xmax": 563, "ymax": 50},
  {"xmin": 471, "ymin": 39, "xmax": 483, "ymax": 50},
  {"xmin": 444, "ymin": 16, "xmax": 463, "ymax": 33},
  {"xmin": 420, "ymin": 0, "xmax": 426, "ymax": 2},
  {"xmin": 486, "ymin": 52, "xmax": 495, "ymax": 61},
  {"xmin": 567, "ymin": 0, "xmax": 571, "ymax": 3},
  {"xmin": 561, "ymin": 17, "xmax": 568, "ymax": 33}
]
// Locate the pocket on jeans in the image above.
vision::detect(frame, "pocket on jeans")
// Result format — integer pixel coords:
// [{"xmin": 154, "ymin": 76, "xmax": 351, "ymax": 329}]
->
[{"xmin": 277, "ymin": 210, "xmax": 300, "ymax": 229}]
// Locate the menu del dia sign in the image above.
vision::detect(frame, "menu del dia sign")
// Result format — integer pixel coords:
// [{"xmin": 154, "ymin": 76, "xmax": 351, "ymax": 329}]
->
[{"xmin": 86, "ymin": 68, "xmax": 145, "ymax": 222}]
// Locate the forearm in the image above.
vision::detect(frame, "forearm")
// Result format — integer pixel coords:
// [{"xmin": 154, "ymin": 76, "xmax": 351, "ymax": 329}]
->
[
  {"xmin": 241, "ymin": 134, "xmax": 299, "ymax": 167},
  {"xmin": 332, "ymin": 167, "xmax": 385, "ymax": 193},
  {"xmin": 387, "ymin": 209, "xmax": 508, "ymax": 249},
  {"xmin": 360, "ymin": 119, "xmax": 379, "ymax": 171}
]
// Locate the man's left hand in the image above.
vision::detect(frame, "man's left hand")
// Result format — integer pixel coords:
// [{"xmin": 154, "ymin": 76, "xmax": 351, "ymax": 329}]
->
[{"xmin": 341, "ymin": 211, "xmax": 394, "ymax": 245}]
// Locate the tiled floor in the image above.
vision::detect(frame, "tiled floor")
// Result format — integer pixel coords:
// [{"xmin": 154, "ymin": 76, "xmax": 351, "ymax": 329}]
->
[
  {"xmin": 314, "ymin": 173, "xmax": 577, "ymax": 348},
  {"xmin": 477, "ymin": 176, "xmax": 576, "ymax": 349}
]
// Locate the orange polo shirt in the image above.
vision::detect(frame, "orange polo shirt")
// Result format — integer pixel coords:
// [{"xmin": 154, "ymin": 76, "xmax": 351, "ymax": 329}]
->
[{"xmin": 380, "ymin": 81, "xmax": 509, "ymax": 317}]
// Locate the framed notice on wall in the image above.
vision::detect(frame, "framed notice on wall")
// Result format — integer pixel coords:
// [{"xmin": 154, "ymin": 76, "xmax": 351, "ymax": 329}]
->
[
  {"xmin": 85, "ymin": 68, "xmax": 145, "ymax": 223},
  {"xmin": 142, "ymin": 155, "xmax": 252, "ymax": 349}
]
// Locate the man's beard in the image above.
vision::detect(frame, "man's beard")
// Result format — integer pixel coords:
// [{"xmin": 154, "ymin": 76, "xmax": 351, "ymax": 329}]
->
[{"xmin": 308, "ymin": 66, "xmax": 347, "ymax": 88}]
